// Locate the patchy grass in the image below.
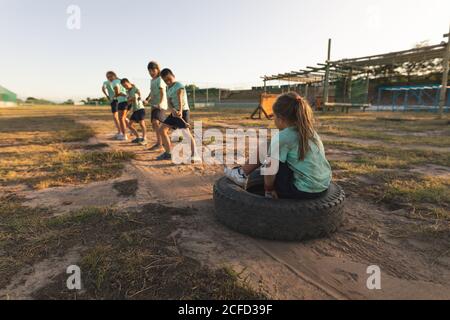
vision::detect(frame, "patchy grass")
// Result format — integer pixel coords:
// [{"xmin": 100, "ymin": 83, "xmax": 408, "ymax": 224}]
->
[
  {"xmin": 0, "ymin": 145, "xmax": 134, "ymax": 189},
  {"xmin": 0, "ymin": 107, "xmax": 134, "ymax": 190},
  {"xmin": 317, "ymin": 113, "xmax": 450, "ymax": 147},
  {"xmin": 326, "ymin": 141, "xmax": 450, "ymax": 167},
  {"xmin": 0, "ymin": 196, "xmax": 264, "ymax": 300},
  {"xmin": 383, "ymin": 176, "xmax": 450, "ymax": 209},
  {"xmin": 113, "ymin": 179, "xmax": 139, "ymax": 197}
]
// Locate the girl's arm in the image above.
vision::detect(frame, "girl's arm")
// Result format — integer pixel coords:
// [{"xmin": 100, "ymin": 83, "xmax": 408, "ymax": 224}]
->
[
  {"xmin": 145, "ymin": 87, "xmax": 151, "ymax": 104},
  {"xmin": 114, "ymin": 86, "xmax": 120, "ymax": 98},
  {"xmin": 176, "ymin": 89, "xmax": 185, "ymax": 117},
  {"xmin": 114, "ymin": 86, "xmax": 126, "ymax": 98},
  {"xmin": 134, "ymin": 89, "xmax": 141, "ymax": 105},
  {"xmin": 102, "ymin": 86, "xmax": 109, "ymax": 100},
  {"xmin": 158, "ymin": 87, "xmax": 165, "ymax": 106},
  {"xmin": 264, "ymin": 174, "xmax": 278, "ymax": 199}
]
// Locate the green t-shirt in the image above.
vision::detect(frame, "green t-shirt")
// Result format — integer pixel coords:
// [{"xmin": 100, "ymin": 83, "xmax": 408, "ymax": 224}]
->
[
  {"xmin": 112, "ymin": 79, "xmax": 128, "ymax": 103},
  {"xmin": 150, "ymin": 77, "xmax": 168, "ymax": 110},
  {"xmin": 167, "ymin": 82, "xmax": 190, "ymax": 111},
  {"xmin": 103, "ymin": 81, "xmax": 115, "ymax": 99},
  {"xmin": 270, "ymin": 127, "xmax": 332, "ymax": 193},
  {"xmin": 127, "ymin": 86, "xmax": 145, "ymax": 112}
]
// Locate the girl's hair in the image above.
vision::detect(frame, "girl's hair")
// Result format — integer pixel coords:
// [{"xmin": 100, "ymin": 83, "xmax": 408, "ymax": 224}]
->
[
  {"xmin": 160, "ymin": 68, "xmax": 174, "ymax": 78},
  {"xmin": 147, "ymin": 61, "xmax": 161, "ymax": 73},
  {"xmin": 272, "ymin": 92, "xmax": 317, "ymax": 161},
  {"xmin": 120, "ymin": 78, "xmax": 131, "ymax": 85},
  {"xmin": 106, "ymin": 71, "xmax": 117, "ymax": 78}
]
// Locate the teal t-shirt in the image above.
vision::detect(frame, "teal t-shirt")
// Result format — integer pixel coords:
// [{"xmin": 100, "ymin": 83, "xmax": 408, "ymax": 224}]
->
[
  {"xmin": 103, "ymin": 81, "xmax": 115, "ymax": 99},
  {"xmin": 270, "ymin": 127, "xmax": 332, "ymax": 193},
  {"xmin": 112, "ymin": 79, "xmax": 128, "ymax": 103},
  {"xmin": 150, "ymin": 77, "xmax": 168, "ymax": 110},
  {"xmin": 167, "ymin": 82, "xmax": 190, "ymax": 111},
  {"xmin": 127, "ymin": 86, "xmax": 145, "ymax": 112}
]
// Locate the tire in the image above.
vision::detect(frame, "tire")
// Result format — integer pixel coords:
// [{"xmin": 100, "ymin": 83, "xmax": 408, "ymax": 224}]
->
[{"xmin": 213, "ymin": 172, "xmax": 345, "ymax": 242}]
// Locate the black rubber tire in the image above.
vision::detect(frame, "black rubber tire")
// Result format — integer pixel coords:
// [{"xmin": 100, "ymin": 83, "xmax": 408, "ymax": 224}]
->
[{"xmin": 213, "ymin": 172, "xmax": 345, "ymax": 241}]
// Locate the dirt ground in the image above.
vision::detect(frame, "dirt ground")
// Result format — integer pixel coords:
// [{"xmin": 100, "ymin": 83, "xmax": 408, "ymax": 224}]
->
[{"xmin": 1, "ymin": 105, "xmax": 449, "ymax": 300}]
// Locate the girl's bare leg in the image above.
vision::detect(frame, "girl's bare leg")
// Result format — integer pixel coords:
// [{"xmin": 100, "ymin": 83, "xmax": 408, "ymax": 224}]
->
[
  {"xmin": 139, "ymin": 120, "xmax": 147, "ymax": 140},
  {"xmin": 184, "ymin": 129, "xmax": 198, "ymax": 157},
  {"xmin": 159, "ymin": 125, "xmax": 172, "ymax": 153},
  {"xmin": 242, "ymin": 163, "xmax": 260, "ymax": 176},
  {"xmin": 128, "ymin": 122, "xmax": 139, "ymax": 139},
  {"xmin": 119, "ymin": 111, "xmax": 127, "ymax": 136},
  {"xmin": 241, "ymin": 141, "xmax": 265, "ymax": 175},
  {"xmin": 152, "ymin": 119, "xmax": 162, "ymax": 145},
  {"xmin": 113, "ymin": 112, "xmax": 121, "ymax": 134}
]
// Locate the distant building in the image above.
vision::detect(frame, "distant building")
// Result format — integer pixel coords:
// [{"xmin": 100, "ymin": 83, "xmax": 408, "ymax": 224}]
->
[{"xmin": 0, "ymin": 85, "xmax": 17, "ymax": 107}]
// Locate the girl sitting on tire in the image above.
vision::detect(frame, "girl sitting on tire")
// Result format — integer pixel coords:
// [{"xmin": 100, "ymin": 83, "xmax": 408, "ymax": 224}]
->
[{"xmin": 225, "ymin": 92, "xmax": 332, "ymax": 199}]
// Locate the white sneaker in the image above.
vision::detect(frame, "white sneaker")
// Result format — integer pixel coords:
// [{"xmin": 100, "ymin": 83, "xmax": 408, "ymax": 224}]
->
[
  {"xmin": 191, "ymin": 154, "xmax": 202, "ymax": 163},
  {"xmin": 224, "ymin": 167, "xmax": 248, "ymax": 189},
  {"xmin": 116, "ymin": 133, "xmax": 124, "ymax": 140}
]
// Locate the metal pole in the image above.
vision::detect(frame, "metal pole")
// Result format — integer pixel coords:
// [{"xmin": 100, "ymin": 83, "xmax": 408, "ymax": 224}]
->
[
  {"xmin": 323, "ymin": 38, "xmax": 332, "ymax": 110},
  {"xmin": 346, "ymin": 68, "xmax": 353, "ymax": 113},
  {"xmin": 206, "ymin": 88, "xmax": 209, "ymax": 106},
  {"xmin": 439, "ymin": 26, "xmax": 450, "ymax": 117},
  {"xmin": 193, "ymin": 86, "xmax": 196, "ymax": 108},
  {"xmin": 365, "ymin": 72, "xmax": 370, "ymax": 103}
]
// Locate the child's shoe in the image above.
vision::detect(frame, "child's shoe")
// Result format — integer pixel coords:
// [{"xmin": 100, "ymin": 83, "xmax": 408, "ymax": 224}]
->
[
  {"xmin": 224, "ymin": 167, "xmax": 248, "ymax": 189},
  {"xmin": 139, "ymin": 139, "xmax": 148, "ymax": 146},
  {"xmin": 156, "ymin": 152, "xmax": 172, "ymax": 161},
  {"xmin": 131, "ymin": 138, "xmax": 141, "ymax": 144},
  {"xmin": 191, "ymin": 154, "xmax": 202, "ymax": 163}
]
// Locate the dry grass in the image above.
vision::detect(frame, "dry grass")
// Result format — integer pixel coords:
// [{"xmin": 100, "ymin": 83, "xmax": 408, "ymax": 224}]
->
[
  {"xmin": 0, "ymin": 107, "xmax": 134, "ymax": 189},
  {"xmin": 0, "ymin": 196, "xmax": 264, "ymax": 300}
]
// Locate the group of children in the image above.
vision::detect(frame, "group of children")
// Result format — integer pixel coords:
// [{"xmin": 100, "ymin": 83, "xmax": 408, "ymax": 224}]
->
[
  {"xmin": 102, "ymin": 62, "xmax": 198, "ymax": 161},
  {"xmin": 102, "ymin": 62, "xmax": 332, "ymax": 199}
]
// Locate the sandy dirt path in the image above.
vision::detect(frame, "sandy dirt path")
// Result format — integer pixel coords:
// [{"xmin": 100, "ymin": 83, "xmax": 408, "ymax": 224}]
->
[{"xmin": 80, "ymin": 121, "xmax": 450, "ymax": 301}]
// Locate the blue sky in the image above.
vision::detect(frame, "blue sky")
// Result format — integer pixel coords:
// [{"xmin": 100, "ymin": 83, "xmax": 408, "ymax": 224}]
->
[{"xmin": 0, "ymin": 0, "xmax": 449, "ymax": 101}]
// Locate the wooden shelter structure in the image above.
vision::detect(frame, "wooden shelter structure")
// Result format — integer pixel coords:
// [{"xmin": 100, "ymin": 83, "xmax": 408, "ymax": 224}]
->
[{"xmin": 260, "ymin": 27, "xmax": 450, "ymax": 116}]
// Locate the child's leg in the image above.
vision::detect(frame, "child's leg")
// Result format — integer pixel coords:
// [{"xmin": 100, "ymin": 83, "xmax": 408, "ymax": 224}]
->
[
  {"xmin": 242, "ymin": 163, "xmax": 260, "ymax": 176},
  {"xmin": 119, "ymin": 111, "xmax": 127, "ymax": 136},
  {"xmin": 241, "ymin": 141, "xmax": 265, "ymax": 175},
  {"xmin": 139, "ymin": 120, "xmax": 147, "ymax": 140},
  {"xmin": 128, "ymin": 121, "xmax": 139, "ymax": 138},
  {"xmin": 159, "ymin": 124, "xmax": 172, "ymax": 153},
  {"xmin": 113, "ymin": 112, "xmax": 121, "ymax": 134},
  {"xmin": 183, "ymin": 129, "xmax": 198, "ymax": 157},
  {"xmin": 152, "ymin": 119, "xmax": 162, "ymax": 145}
]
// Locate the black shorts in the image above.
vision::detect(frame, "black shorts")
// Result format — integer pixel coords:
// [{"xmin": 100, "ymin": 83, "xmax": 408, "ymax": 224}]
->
[
  {"xmin": 271, "ymin": 162, "xmax": 328, "ymax": 200},
  {"xmin": 130, "ymin": 109, "xmax": 146, "ymax": 122},
  {"xmin": 151, "ymin": 107, "xmax": 166, "ymax": 122},
  {"xmin": 163, "ymin": 110, "xmax": 190, "ymax": 129},
  {"xmin": 111, "ymin": 100, "xmax": 118, "ymax": 113},
  {"xmin": 118, "ymin": 101, "xmax": 129, "ymax": 111}
]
